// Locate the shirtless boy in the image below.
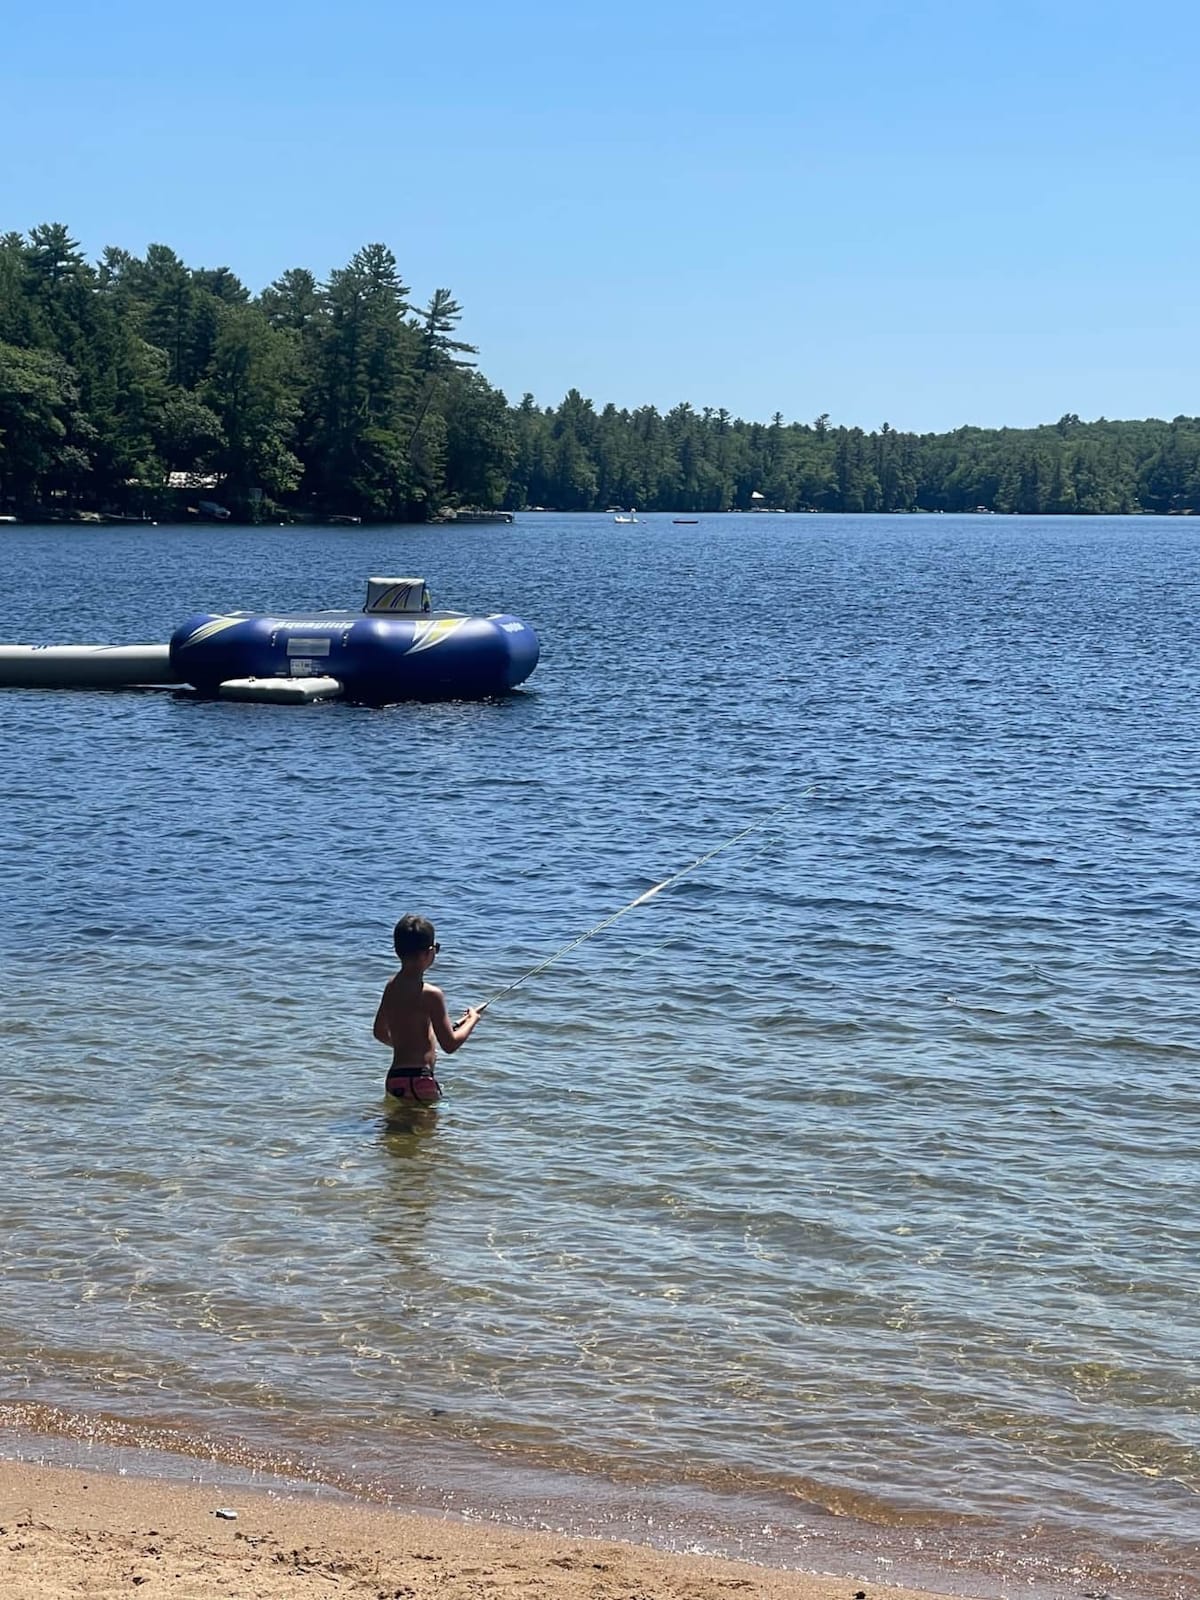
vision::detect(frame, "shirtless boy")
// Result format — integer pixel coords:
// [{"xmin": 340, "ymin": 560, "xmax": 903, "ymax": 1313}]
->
[{"xmin": 373, "ymin": 914, "xmax": 481, "ymax": 1104}]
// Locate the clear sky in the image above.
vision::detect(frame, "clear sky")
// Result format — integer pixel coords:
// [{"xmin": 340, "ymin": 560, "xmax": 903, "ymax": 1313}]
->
[{"xmin": 5, "ymin": 0, "xmax": 1198, "ymax": 431}]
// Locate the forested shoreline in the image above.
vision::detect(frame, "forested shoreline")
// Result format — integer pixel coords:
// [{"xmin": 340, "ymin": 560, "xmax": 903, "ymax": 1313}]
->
[{"xmin": 2, "ymin": 223, "xmax": 1199, "ymax": 523}]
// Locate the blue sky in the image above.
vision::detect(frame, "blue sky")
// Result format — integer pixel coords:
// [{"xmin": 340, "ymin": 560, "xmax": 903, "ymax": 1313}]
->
[{"xmin": 5, "ymin": 0, "xmax": 1198, "ymax": 431}]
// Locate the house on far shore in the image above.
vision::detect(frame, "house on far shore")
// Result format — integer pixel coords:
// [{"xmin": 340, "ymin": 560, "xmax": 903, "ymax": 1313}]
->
[
  {"xmin": 166, "ymin": 470, "xmax": 225, "ymax": 492},
  {"xmin": 165, "ymin": 470, "xmax": 231, "ymax": 520}
]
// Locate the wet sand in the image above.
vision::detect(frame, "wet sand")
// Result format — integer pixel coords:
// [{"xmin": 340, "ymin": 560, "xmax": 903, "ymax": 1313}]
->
[{"xmin": 0, "ymin": 1458, "xmax": 955, "ymax": 1600}]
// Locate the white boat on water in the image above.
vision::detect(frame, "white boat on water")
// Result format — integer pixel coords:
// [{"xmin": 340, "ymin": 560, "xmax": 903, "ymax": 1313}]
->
[{"xmin": 613, "ymin": 507, "xmax": 638, "ymax": 524}]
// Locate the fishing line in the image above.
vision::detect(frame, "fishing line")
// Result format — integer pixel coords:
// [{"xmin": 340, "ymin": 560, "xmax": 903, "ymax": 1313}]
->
[
  {"xmin": 474, "ymin": 789, "xmax": 818, "ymax": 1015},
  {"xmin": 602, "ymin": 834, "xmax": 790, "ymax": 980}
]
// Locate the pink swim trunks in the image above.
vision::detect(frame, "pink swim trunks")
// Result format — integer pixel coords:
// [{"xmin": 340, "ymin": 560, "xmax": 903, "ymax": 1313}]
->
[{"xmin": 385, "ymin": 1067, "xmax": 443, "ymax": 1105}]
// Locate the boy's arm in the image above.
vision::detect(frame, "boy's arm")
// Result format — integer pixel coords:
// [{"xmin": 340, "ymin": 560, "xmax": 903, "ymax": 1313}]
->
[
  {"xmin": 372, "ymin": 984, "xmax": 392, "ymax": 1046},
  {"xmin": 426, "ymin": 985, "xmax": 481, "ymax": 1054}
]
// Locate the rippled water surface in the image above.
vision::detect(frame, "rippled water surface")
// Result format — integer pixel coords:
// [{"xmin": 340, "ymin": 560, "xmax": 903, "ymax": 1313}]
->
[{"xmin": 1, "ymin": 515, "xmax": 1198, "ymax": 1597}]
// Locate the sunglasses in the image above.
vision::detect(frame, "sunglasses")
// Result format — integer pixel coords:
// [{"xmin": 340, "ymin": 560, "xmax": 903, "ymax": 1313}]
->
[{"xmin": 427, "ymin": 942, "xmax": 441, "ymax": 954}]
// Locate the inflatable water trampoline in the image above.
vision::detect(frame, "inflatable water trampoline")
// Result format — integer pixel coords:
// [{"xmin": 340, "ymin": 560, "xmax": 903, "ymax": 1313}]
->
[{"xmin": 0, "ymin": 577, "xmax": 539, "ymax": 704}]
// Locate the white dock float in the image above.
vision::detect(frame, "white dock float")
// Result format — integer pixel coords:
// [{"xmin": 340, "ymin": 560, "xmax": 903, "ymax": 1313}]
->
[
  {"xmin": 0, "ymin": 644, "xmax": 179, "ymax": 688},
  {"xmin": 216, "ymin": 676, "xmax": 344, "ymax": 704}
]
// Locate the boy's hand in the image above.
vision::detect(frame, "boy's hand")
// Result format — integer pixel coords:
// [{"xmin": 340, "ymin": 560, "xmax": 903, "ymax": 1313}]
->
[{"xmin": 459, "ymin": 1007, "xmax": 481, "ymax": 1030}]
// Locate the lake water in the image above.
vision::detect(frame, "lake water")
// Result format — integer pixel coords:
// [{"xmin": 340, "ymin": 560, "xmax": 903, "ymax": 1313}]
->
[{"xmin": 0, "ymin": 513, "xmax": 1197, "ymax": 1599}]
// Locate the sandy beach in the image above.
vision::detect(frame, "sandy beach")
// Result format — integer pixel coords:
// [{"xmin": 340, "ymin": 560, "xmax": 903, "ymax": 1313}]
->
[{"xmin": 0, "ymin": 1458, "xmax": 960, "ymax": 1600}]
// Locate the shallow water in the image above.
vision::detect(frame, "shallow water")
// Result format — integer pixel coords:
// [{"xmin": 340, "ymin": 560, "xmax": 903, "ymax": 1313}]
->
[{"xmin": 0, "ymin": 514, "xmax": 1197, "ymax": 1596}]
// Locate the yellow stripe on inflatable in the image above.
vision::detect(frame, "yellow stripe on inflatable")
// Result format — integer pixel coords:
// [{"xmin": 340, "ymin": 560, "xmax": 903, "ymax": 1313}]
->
[
  {"xmin": 179, "ymin": 615, "xmax": 244, "ymax": 649},
  {"xmin": 372, "ymin": 582, "xmax": 424, "ymax": 612},
  {"xmin": 405, "ymin": 618, "xmax": 467, "ymax": 655}
]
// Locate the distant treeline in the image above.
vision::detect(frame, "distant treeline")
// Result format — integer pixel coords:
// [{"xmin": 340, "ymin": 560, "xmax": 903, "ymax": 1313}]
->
[{"xmin": 2, "ymin": 223, "xmax": 1199, "ymax": 522}]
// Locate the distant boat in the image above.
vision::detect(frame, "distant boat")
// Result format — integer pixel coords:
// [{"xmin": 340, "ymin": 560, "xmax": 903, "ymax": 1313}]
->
[
  {"xmin": 443, "ymin": 508, "xmax": 514, "ymax": 525},
  {"xmin": 613, "ymin": 508, "xmax": 638, "ymax": 524},
  {"xmin": 672, "ymin": 518, "xmax": 699, "ymax": 525},
  {"xmin": 189, "ymin": 500, "xmax": 231, "ymax": 521}
]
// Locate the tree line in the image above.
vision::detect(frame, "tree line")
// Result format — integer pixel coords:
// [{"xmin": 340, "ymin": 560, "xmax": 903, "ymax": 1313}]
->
[{"xmin": 2, "ymin": 223, "xmax": 1199, "ymax": 521}]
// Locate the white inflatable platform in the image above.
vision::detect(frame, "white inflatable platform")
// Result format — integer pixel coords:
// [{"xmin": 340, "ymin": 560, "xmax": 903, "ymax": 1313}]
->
[{"xmin": 216, "ymin": 675, "xmax": 344, "ymax": 704}]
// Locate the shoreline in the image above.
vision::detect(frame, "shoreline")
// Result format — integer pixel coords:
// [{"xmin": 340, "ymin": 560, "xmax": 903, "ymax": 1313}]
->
[
  {"xmin": 0, "ymin": 1454, "xmax": 978, "ymax": 1600},
  {"xmin": 2, "ymin": 1416, "xmax": 1195, "ymax": 1600}
]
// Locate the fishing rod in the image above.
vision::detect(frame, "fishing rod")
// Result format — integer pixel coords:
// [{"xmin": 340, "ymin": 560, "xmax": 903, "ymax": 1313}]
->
[{"xmin": 474, "ymin": 793, "xmax": 814, "ymax": 1015}]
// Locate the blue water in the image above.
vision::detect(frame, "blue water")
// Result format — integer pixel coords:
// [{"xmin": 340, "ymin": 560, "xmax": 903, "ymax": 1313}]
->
[{"xmin": 0, "ymin": 514, "xmax": 1197, "ymax": 1598}]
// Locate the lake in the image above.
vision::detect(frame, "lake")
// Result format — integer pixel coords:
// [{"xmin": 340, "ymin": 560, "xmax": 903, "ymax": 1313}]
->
[{"xmin": 0, "ymin": 513, "xmax": 1197, "ymax": 1599}]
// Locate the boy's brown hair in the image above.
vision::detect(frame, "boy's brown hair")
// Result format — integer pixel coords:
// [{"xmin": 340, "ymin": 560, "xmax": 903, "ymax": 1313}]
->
[{"xmin": 393, "ymin": 914, "xmax": 437, "ymax": 960}]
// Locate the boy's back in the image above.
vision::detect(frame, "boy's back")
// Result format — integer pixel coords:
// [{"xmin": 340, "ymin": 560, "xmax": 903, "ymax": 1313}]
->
[{"xmin": 376, "ymin": 972, "xmax": 442, "ymax": 1069}]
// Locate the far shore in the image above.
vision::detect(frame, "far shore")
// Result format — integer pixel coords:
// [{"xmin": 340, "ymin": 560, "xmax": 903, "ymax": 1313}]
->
[{"xmin": 2, "ymin": 505, "xmax": 1197, "ymax": 531}]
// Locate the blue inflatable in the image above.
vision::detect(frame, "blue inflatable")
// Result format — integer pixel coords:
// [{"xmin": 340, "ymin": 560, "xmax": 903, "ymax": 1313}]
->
[{"xmin": 168, "ymin": 577, "xmax": 539, "ymax": 703}]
